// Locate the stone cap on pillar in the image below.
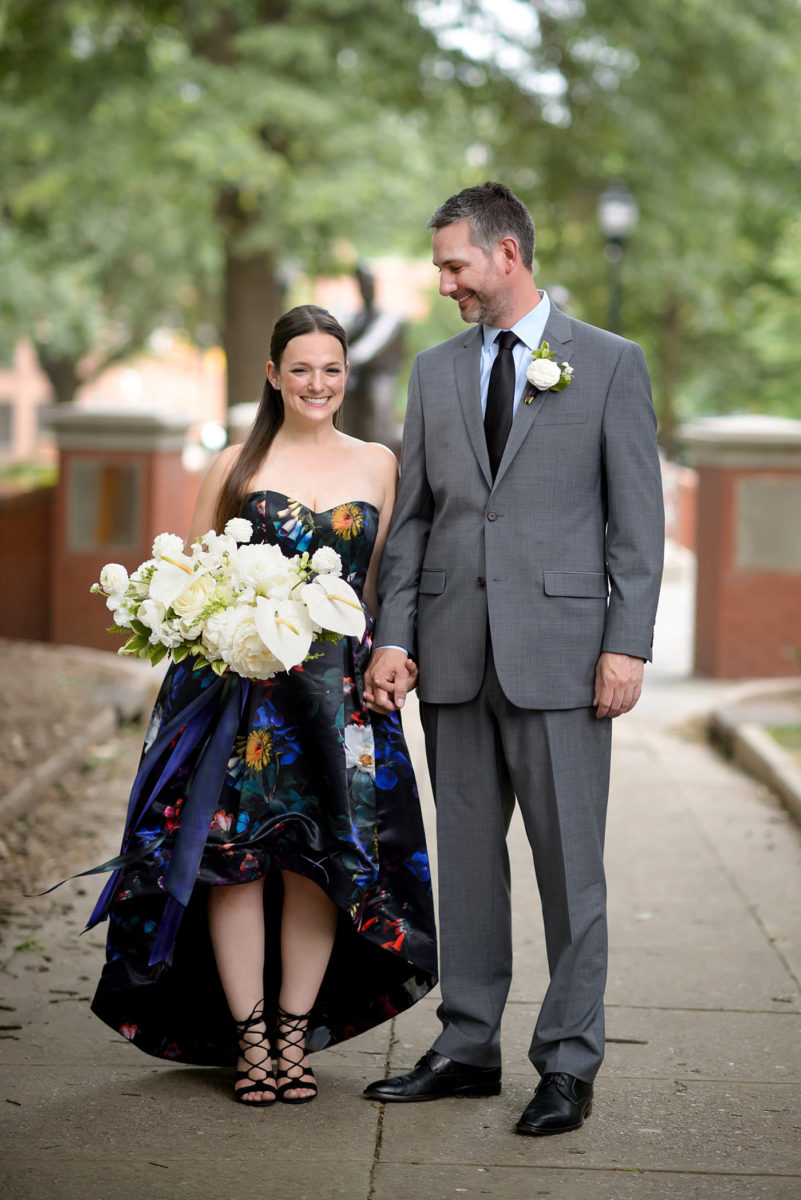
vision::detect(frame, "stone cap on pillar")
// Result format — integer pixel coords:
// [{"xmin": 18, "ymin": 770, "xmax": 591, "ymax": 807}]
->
[
  {"xmin": 41, "ymin": 404, "xmax": 193, "ymax": 452},
  {"xmin": 679, "ymin": 414, "xmax": 801, "ymax": 468}
]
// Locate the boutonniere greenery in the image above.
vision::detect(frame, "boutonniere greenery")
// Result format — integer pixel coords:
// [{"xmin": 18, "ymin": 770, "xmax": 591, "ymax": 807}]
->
[{"xmin": 523, "ymin": 341, "xmax": 574, "ymax": 402}]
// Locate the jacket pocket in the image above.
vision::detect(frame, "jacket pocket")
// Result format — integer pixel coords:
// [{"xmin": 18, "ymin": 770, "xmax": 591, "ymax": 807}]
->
[
  {"xmin": 543, "ymin": 570, "xmax": 608, "ymax": 598},
  {"xmin": 418, "ymin": 569, "xmax": 446, "ymax": 595}
]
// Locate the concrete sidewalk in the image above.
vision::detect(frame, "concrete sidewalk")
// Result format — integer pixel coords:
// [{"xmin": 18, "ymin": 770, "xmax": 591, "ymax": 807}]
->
[{"xmin": 2, "ymin": 551, "xmax": 800, "ymax": 1199}]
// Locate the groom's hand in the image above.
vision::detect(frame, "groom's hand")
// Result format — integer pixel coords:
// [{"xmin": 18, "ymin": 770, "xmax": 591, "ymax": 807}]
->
[
  {"xmin": 593, "ymin": 651, "xmax": 644, "ymax": 719},
  {"xmin": 364, "ymin": 648, "xmax": 416, "ymax": 713}
]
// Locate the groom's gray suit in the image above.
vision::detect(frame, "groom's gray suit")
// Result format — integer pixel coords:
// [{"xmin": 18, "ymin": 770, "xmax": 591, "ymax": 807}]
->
[{"xmin": 375, "ymin": 302, "xmax": 664, "ymax": 1082}]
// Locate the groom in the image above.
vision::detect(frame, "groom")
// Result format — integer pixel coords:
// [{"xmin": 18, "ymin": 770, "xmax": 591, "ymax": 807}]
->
[{"xmin": 363, "ymin": 182, "xmax": 664, "ymax": 1135}]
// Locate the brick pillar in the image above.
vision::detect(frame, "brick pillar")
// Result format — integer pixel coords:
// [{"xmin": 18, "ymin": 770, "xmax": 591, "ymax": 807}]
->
[
  {"xmin": 43, "ymin": 407, "xmax": 194, "ymax": 651},
  {"xmin": 679, "ymin": 415, "xmax": 801, "ymax": 679}
]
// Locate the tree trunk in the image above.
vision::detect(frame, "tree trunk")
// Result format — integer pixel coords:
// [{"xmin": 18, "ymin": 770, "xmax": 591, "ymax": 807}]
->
[
  {"xmin": 37, "ymin": 350, "xmax": 82, "ymax": 405},
  {"xmin": 223, "ymin": 242, "xmax": 284, "ymax": 413}
]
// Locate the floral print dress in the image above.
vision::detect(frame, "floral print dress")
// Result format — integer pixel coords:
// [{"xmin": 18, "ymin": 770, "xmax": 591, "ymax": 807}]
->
[{"xmin": 91, "ymin": 491, "xmax": 437, "ymax": 1065}]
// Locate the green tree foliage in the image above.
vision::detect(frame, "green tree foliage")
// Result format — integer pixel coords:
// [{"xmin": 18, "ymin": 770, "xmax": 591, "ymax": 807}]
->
[
  {"xmin": 4, "ymin": 0, "xmax": 799, "ymax": 432},
  {"xmin": 422, "ymin": 0, "xmax": 801, "ymax": 441},
  {"xmin": 0, "ymin": 0, "xmax": 476, "ymax": 403}
]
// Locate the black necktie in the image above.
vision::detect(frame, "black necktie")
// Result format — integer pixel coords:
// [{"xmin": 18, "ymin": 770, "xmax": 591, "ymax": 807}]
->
[{"xmin": 484, "ymin": 330, "xmax": 518, "ymax": 477}]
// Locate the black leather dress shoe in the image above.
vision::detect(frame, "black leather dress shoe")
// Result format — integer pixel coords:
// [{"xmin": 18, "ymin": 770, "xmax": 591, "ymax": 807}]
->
[
  {"xmin": 363, "ymin": 1050, "xmax": 502, "ymax": 1102},
  {"xmin": 516, "ymin": 1072, "xmax": 593, "ymax": 1136}
]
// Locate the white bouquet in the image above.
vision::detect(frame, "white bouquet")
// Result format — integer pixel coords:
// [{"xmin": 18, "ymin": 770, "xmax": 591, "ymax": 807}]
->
[{"xmin": 91, "ymin": 519, "xmax": 365, "ymax": 679}]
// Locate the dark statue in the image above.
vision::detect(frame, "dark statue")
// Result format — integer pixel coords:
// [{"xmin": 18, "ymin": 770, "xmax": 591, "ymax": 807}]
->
[{"xmin": 342, "ymin": 263, "xmax": 405, "ymax": 451}]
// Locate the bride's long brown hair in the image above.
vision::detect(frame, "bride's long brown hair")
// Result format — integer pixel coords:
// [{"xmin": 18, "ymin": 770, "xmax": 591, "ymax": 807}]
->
[{"xmin": 213, "ymin": 304, "xmax": 349, "ymax": 531}]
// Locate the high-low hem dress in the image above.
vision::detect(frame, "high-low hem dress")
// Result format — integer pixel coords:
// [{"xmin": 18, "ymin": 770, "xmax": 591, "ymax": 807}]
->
[{"xmin": 90, "ymin": 491, "xmax": 437, "ymax": 1065}]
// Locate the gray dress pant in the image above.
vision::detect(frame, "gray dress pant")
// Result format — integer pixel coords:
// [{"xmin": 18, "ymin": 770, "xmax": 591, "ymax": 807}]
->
[{"xmin": 419, "ymin": 646, "xmax": 612, "ymax": 1084}]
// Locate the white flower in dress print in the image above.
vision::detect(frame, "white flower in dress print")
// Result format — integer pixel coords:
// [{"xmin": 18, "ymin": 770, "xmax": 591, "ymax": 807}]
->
[{"xmin": 344, "ymin": 726, "xmax": 376, "ymax": 778}]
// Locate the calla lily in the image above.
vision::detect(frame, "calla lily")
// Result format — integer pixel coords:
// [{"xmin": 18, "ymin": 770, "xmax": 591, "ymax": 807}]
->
[
  {"xmin": 148, "ymin": 554, "xmax": 202, "ymax": 608},
  {"xmin": 253, "ymin": 597, "xmax": 314, "ymax": 672},
  {"xmin": 302, "ymin": 577, "xmax": 366, "ymax": 638}
]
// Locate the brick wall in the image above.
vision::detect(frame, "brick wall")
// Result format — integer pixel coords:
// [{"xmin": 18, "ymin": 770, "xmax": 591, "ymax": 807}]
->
[
  {"xmin": 0, "ymin": 487, "xmax": 54, "ymax": 640},
  {"xmin": 694, "ymin": 467, "xmax": 801, "ymax": 678},
  {"xmin": 50, "ymin": 448, "xmax": 194, "ymax": 651}
]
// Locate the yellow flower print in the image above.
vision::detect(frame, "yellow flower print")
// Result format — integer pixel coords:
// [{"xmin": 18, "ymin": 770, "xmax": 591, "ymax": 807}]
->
[
  {"xmin": 245, "ymin": 728, "xmax": 273, "ymax": 771},
  {"xmin": 330, "ymin": 502, "xmax": 364, "ymax": 541}
]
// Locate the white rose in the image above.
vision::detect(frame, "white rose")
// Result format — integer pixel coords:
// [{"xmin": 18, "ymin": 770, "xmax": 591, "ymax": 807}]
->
[
  {"xmin": 201, "ymin": 608, "xmax": 235, "ymax": 662},
  {"xmin": 311, "ymin": 546, "xmax": 342, "ymax": 576},
  {"xmin": 153, "ymin": 532, "xmax": 185, "ymax": 560},
  {"xmin": 224, "ymin": 517, "xmax": 253, "ymax": 544},
  {"xmin": 231, "ymin": 543, "xmax": 296, "ymax": 599},
  {"xmin": 526, "ymin": 358, "xmax": 562, "ymax": 390},
  {"xmin": 219, "ymin": 607, "xmax": 283, "ymax": 679},
  {"xmin": 99, "ymin": 563, "xmax": 129, "ymax": 596},
  {"xmin": 171, "ymin": 572, "xmax": 219, "ymax": 634},
  {"xmin": 137, "ymin": 598, "xmax": 167, "ymax": 632}
]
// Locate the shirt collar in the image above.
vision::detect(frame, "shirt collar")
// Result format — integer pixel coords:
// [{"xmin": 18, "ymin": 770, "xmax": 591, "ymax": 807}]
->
[{"xmin": 482, "ymin": 290, "xmax": 551, "ymax": 353}]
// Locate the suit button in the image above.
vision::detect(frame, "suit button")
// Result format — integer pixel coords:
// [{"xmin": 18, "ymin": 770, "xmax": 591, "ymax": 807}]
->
[
  {"xmin": 476, "ymin": 576, "xmax": 486, "ymax": 587},
  {"xmin": 487, "ymin": 511, "xmax": 498, "ymax": 521}
]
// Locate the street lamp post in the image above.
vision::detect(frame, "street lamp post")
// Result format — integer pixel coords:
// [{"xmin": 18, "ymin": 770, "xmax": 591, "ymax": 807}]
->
[{"xmin": 596, "ymin": 182, "xmax": 639, "ymax": 335}]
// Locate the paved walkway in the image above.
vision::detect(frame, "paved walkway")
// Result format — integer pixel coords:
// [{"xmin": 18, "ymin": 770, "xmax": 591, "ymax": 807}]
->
[{"xmin": 2, "ymin": 550, "xmax": 800, "ymax": 1199}]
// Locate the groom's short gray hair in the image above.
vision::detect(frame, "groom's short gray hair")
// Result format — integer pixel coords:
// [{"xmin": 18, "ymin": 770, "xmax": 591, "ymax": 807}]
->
[{"xmin": 428, "ymin": 181, "xmax": 535, "ymax": 270}]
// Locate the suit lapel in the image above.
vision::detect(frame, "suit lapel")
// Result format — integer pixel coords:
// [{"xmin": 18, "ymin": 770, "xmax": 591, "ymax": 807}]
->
[
  {"xmin": 492, "ymin": 305, "xmax": 574, "ymax": 490},
  {"xmin": 453, "ymin": 326, "xmax": 493, "ymax": 487}
]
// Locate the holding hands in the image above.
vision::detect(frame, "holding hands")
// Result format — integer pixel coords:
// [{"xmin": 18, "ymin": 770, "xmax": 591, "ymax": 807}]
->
[{"xmin": 364, "ymin": 648, "xmax": 418, "ymax": 713}]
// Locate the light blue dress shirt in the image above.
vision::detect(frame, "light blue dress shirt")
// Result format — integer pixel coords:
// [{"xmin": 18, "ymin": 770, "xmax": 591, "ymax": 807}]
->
[{"xmin": 479, "ymin": 291, "xmax": 551, "ymax": 417}]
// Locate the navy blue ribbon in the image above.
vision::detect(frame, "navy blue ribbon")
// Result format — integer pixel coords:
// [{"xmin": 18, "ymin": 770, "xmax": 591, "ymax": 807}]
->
[{"xmin": 32, "ymin": 669, "xmax": 250, "ymax": 969}]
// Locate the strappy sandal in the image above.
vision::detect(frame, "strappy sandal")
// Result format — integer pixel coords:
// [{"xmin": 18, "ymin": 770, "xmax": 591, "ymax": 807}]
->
[
  {"xmin": 275, "ymin": 1005, "xmax": 317, "ymax": 1105},
  {"xmin": 233, "ymin": 1000, "xmax": 276, "ymax": 1107}
]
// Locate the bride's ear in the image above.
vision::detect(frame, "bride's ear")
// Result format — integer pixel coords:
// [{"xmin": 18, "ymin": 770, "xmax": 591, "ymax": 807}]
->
[{"xmin": 266, "ymin": 360, "xmax": 280, "ymax": 390}]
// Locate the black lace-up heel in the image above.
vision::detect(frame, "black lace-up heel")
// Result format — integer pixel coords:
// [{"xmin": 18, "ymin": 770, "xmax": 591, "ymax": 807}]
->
[
  {"xmin": 233, "ymin": 1000, "xmax": 276, "ymax": 1107},
  {"xmin": 275, "ymin": 1006, "xmax": 317, "ymax": 1104}
]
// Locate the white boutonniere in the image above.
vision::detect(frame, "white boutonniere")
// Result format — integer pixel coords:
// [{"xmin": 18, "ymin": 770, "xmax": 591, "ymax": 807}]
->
[{"xmin": 524, "ymin": 341, "xmax": 574, "ymax": 402}]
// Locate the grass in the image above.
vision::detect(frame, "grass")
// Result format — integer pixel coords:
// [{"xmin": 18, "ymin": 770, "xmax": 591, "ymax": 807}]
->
[
  {"xmin": 0, "ymin": 460, "xmax": 57, "ymax": 493},
  {"xmin": 766, "ymin": 723, "xmax": 801, "ymax": 768}
]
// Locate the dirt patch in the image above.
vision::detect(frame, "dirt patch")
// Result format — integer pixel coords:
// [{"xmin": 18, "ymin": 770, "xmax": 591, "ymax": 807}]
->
[
  {"xmin": 0, "ymin": 638, "xmax": 154, "ymax": 929},
  {"xmin": 0, "ymin": 723, "xmax": 145, "ymax": 921},
  {"xmin": 0, "ymin": 638, "xmax": 142, "ymax": 799}
]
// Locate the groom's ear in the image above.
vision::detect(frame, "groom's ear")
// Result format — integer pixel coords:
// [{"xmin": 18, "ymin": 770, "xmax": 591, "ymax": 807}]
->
[{"xmin": 496, "ymin": 236, "xmax": 521, "ymax": 273}]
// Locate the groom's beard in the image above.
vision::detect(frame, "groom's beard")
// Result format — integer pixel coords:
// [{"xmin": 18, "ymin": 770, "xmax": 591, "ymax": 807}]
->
[{"xmin": 457, "ymin": 292, "xmax": 506, "ymax": 326}]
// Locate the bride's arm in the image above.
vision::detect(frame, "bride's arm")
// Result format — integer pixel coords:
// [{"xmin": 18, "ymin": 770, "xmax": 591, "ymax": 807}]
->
[
  {"xmin": 185, "ymin": 445, "xmax": 242, "ymax": 546},
  {"xmin": 362, "ymin": 444, "xmax": 399, "ymax": 619}
]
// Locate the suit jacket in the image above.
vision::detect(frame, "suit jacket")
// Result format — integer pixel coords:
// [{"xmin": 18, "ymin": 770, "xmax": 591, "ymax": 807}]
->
[{"xmin": 375, "ymin": 303, "xmax": 665, "ymax": 709}]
